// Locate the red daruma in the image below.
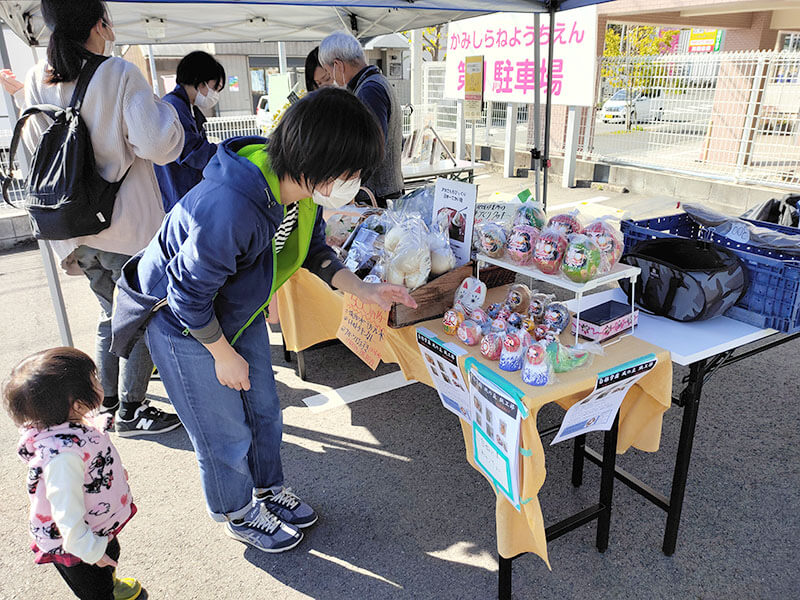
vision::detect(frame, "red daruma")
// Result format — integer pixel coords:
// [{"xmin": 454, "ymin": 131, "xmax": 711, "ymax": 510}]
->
[{"xmin": 532, "ymin": 228, "xmax": 568, "ymax": 275}]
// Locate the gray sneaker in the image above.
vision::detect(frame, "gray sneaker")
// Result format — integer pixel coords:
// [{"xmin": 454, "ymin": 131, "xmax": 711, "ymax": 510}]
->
[
  {"xmin": 254, "ymin": 487, "xmax": 318, "ymax": 528},
  {"xmin": 225, "ymin": 504, "xmax": 303, "ymax": 553}
]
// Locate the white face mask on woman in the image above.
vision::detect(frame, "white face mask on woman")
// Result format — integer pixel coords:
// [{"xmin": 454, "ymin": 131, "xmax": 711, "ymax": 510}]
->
[
  {"xmin": 100, "ymin": 19, "xmax": 115, "ymax": 57},
  {"xmin": 195, "ymin": 87, "xmax": 220, "ymax": 110},
  {"xmin": 312, "ymin": 177, "xmax": 361, "ymax": 209}
]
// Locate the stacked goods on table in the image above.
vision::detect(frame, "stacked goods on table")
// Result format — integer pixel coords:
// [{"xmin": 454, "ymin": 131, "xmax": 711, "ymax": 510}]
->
[
  {"xmin": 475, "ymin": 189, "xmax": 625, "ymax": 284},
  {"xmin": 441, "ymin": 277, "xmax": 602, "ymax": 388},
  {"xmin": 621, "ymin": 204, "xmax": 800, "ymax": 333},
  {"xmin": 324, "ymin": 185, "xmax": 476, "ymax": 327}
]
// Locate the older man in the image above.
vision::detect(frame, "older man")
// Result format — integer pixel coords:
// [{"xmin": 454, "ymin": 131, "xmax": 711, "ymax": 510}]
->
[{"xmin": 319, "ymin": 31, "xmax": 403, "ymax": 207}]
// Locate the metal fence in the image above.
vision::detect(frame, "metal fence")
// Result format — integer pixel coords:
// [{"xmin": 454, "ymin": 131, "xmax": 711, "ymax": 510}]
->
[
  {"xmin": 204, "ymin": 115, "xmax": 261, "ymax": 142},
  {"xmin": 591, "ymin": 50, "xmax": 800, "ymax": 190},
  {"xmin": 414, "ymin": 55, "xmax": 799, "ymax": 191},
  {"xmin": 0, "ymin": 137, "xmax": 25, "ymax": 207}
]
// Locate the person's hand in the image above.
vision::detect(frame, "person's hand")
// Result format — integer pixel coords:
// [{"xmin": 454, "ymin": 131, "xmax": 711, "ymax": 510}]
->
[
  {"xmin": 0, "ymin": 69, "xmax": 23, "ymax": 95},
  {"xmin": 358, "ymin": 282, "xmax": 418, "ymax": 311},
  {"xmin": 214, "ymin": 349, "xmax": 251, "ymax": 391},
  {"xmin": 95, "ymin": 553, "xmax": 118, "ymax": 568}
]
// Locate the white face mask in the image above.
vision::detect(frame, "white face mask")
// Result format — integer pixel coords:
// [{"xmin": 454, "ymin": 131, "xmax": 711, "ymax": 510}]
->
[
  {"xmin": 195, "ymin": 87, "xmax": 220, "ymax": 110},
  {"xmin": 100, "ymin": 19, "xmax": 115, "ymax": 57},
  {"xmin": 312, "ymin": 177, "xmax": 361, "ymax": 209}
]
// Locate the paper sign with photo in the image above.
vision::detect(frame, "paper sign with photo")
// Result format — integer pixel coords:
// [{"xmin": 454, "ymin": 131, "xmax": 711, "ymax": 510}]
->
[
  {"xmin": 434, "ymin": 178, "xmax": 477, "ymax": 267},
  {"xmin": 552, "ymin": 353, "xmax": 658, "ymax": 445},
  {"xmin": 469, "ymin": 368, "xmax": 522, "ymax": 510},
  {"xmin": 416, "ymin": 327, "xmax": 471, "ymax": 422}
]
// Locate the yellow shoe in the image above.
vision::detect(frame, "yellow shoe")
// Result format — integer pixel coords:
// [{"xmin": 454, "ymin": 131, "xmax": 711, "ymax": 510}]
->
[{"xmin": 113, "ymin": 576, "xmax": 143, "ymax": 600}]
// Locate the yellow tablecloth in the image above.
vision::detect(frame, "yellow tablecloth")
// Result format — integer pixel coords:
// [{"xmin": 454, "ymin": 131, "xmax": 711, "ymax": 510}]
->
[{"xmin": 277, "ymin": 269, "xmax": 673, "ymax": 566}]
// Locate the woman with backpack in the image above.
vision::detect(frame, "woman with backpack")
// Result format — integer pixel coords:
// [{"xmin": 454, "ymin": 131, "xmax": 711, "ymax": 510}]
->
[{"xmin": 0, "ymin": 0, "xmax": 185, "ymax": 437}]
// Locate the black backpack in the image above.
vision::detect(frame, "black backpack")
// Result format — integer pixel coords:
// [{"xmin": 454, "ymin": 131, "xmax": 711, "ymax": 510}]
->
[
  {"xmin": 1, "ymin": 55, "xmax": 128, "ymax": 240},
  {"xmin": 618, "ymin": 238, "xmax": 748, "ymax": 322}
]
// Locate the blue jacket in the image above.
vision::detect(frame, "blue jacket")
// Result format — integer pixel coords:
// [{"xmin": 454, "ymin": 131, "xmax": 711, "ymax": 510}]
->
[
  {"xmin": 154, "ymin": 85, "xmax": 216, "ymax": 212},
  {"xmin": 111, "ymin": 136, "xmax": 341, "ymax": 356}
]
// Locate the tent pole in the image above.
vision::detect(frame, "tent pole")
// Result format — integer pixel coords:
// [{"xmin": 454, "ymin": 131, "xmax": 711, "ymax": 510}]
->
[
  {"xmin": 542, "ymin": 5, "xmax": 556, "ymax": 212},
  {"xmin": 0, "ymin": 25, "xmax": 73, "ymax": 346},
  {"xmin": 147, "ymin": 44, "xmax": 159, "ymax": 95},
  {"xmin": 278, "ymin": 41, "xmax": 288, "ymax": 73},
  {"xmin": 533, "ymin": 12, "xmax": 541, "ymax": 206}
]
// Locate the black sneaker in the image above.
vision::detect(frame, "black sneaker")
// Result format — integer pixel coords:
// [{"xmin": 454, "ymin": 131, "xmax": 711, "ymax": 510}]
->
[
  {"xmin": 98, "ymin": 398, "xmax": 119, "ymax": 433},
  {"xmin": 116, "ymin": 405, "xmax": 182, "ymax": 437}
]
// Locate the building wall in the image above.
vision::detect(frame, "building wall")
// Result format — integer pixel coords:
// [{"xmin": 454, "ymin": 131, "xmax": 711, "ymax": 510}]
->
[{"xmin": 216, "ymin": 54, "xmax": 253, "ymax": 116}]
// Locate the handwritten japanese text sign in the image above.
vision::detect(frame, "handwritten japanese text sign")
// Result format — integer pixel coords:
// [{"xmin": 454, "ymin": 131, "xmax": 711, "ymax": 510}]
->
[{"xmin": 336, "ymin": 293, "xmax": 389, "ymax": 371}]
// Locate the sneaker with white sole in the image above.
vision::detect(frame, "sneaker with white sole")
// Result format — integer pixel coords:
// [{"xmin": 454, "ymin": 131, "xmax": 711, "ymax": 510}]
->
[
  {"xmin": 254, "ymin": 487, "xmax": 318, "ymax": 528},
  {"xmin": 116, "ymin": 404, "xmax": 182, "ymax": 437},
  {"xmin": 225, "ymin": 503, "xmax": 303, "ymax": 553}
]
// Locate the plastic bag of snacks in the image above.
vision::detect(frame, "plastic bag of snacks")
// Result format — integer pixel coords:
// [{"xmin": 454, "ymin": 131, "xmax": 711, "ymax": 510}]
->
[
  {"xmin": 583, "ymin": 218, "xmax": 624, "ymax": 274},
  {"xmin": 561, "ymin": 234, "xmax": 603, "ymax": 283},
  {"xmin": 427, "ymin": 223, "xmax": 457, "ymax": 277},
  {"xmin": 532, "ymin": 227, "xmax": 568, "ymax": 274},
  {"xmin": 392, "ymin": 185, "xmax": 435, "ymax": 228},
  {"xmin": 546, "ymin": 341, "xmax": 603, "ymax": 373},
  {"xmin": 384, "ymin": 214, "xmax": 431, "ymax": 290}
]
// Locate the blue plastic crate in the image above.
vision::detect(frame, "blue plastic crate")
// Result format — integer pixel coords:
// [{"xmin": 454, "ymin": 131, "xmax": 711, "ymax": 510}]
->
[{"xmin": 621, "ymin": 213, "xmax": 800, "ymax": 333}]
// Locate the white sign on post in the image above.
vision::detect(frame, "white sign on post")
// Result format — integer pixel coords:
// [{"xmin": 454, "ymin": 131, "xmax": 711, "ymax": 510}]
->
[
  {"xmin": 433, "ymin": 177, "xmax": 477, "ymax": 267},
  {"xmin": 444, "ymin": 6, "xmax": 598, "ymax": 107}
]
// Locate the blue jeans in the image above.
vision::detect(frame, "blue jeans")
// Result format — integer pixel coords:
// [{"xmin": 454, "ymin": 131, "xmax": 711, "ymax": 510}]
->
[
  {"xmin": 144, "ymin": 311, "xmax": 284, "ymax": 521},
  {"xmin": 73, "ymin": 245, "xmax": 153, "ymax": 406}
]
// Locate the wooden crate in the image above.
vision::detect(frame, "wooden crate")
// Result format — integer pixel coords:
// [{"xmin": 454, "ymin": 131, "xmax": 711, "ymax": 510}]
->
[{"xmin": 388, "ymin": 263, "xmax": 474, "ymax": 328}]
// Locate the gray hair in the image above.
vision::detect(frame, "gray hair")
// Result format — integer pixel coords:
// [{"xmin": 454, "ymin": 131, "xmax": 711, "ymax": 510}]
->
[{"xmin": 319, "ymin": 31, "xmax": 365, "ymax": 66}]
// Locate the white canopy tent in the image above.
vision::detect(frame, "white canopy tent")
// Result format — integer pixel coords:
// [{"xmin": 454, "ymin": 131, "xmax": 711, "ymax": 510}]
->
[
  {"xmin": 0, "ymin": 1, "xmax": 606, "ymax": 45},
  {"xmin": 0, "ymin": 0, "xmax": 610, "ymax": 349}
]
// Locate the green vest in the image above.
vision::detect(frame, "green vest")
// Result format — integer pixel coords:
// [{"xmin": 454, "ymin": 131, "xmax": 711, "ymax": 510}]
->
[{"xmin": 230, "ymin": 144, "xmax": 319, "ymax": 345}]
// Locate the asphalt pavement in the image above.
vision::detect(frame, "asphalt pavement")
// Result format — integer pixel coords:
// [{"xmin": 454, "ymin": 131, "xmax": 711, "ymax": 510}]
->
[{"xmin": 0, "ymin": 181, "xmax": 797, "ymax": 599}]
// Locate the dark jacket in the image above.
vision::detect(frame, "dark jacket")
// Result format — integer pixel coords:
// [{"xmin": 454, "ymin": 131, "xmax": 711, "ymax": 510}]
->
[
  {"xmin": 348, "ymin": 65, "xmax": 404, "ymax": 200},
  {"xmin": 154, "ymin": 85, "xmax": 216, "ymax": 211},
  {"xmin": 111, "ymin": 136, "xmax": 343, "ymax": 357}
]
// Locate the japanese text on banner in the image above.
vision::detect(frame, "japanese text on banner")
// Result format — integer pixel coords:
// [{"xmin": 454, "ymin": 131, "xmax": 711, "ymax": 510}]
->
[
  {"xmin": 444, "ymin": 7, "xmax": 597, "ymax": 106},
  {"xmin": 336, "ymin": 293, "xmax": 388, "ymax": 370}
]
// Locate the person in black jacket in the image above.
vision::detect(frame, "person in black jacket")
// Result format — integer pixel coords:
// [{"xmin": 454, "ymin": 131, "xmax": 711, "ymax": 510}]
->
[{"xmin": 154, "ymin": 51, "xmax": 225, "ymax": 212}]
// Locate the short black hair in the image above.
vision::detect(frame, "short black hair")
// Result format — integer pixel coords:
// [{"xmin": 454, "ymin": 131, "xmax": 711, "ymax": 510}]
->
[
  {"xmin": 268, "ymin": 87, "xmax": 384, "ymax": 190},
  {"xmin": 305, "ymin": 47, "xmax": 321, "ymax": 92},
  {"xmin": 176, "ymin": 51, "xmax": 226, "ymax": 91},
  {"xmin": 3, "ymin": 347, "xmax": 101, "ymax": 428}
]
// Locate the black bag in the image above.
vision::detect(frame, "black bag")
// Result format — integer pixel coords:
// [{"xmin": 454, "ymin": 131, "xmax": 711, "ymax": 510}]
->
[
  {"xmin": 618, "ymin": 238, "xmax": 747, "ymax": 322},
  {"xmin": 1, "ymin": 55, "xmax": 128, "ymax": 240}
]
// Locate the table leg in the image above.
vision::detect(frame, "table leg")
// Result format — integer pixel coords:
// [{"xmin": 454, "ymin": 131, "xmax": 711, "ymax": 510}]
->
[
  {"xmin": 498, "ymin": 555, "xmax": 512, "ymax": 600},
  {"xmin": 572, "ymin": 434, "xmax": 586, "ymax": 487},
  {"xmin": 596, "ymin": 412, "xmax": 620, "ymax": 552},
  {"xmin": 282, "ymin": 333, "xmax": 291, "ymax": 363},
  {"xmin": 297, "ymin": 350, "xmax": 307, "ymax": 381},
  {"xmin": 663, "ymin": 359, "xmax": 706, "ymax": 556}
]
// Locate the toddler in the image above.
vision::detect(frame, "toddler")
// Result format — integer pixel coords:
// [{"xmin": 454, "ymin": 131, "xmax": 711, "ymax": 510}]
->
[{"xmin": 3, "ymin": 347, "xmax": 143, "ymax": 600}]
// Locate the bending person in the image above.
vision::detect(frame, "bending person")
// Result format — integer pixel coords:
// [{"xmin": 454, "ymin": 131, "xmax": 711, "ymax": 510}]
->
[
  {"xmin": 155, "ymin": 51, "xmax": 225, "ymax": 212},
  {"xmin": 112, "ymin": 87, "xmax": 416, "ymax": 553}
]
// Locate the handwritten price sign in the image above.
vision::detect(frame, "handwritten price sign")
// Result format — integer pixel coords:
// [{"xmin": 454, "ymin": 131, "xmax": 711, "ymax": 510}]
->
[{"xmin": 336, "ymin": 293, "xmax": 389, "ymax": 370}]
